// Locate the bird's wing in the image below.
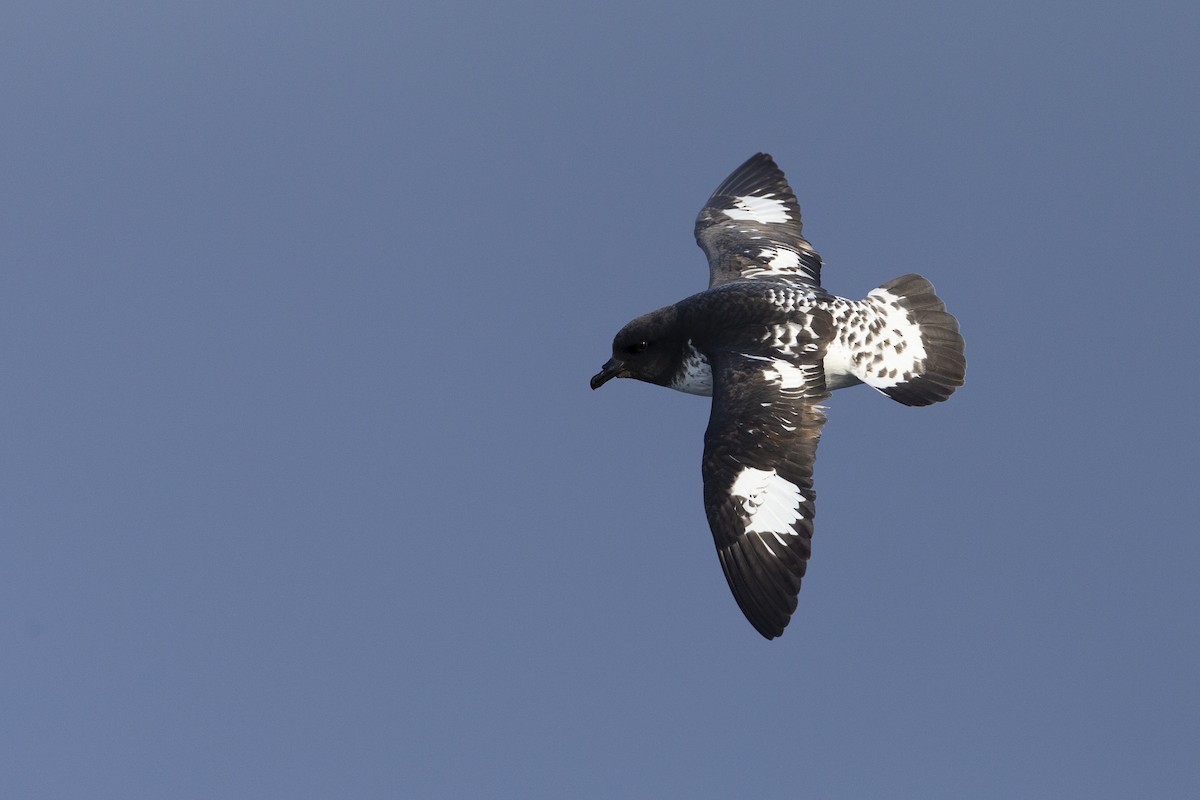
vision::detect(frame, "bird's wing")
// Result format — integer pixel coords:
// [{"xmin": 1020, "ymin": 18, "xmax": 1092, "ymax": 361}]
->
[
  {"xmin": 695, "ymin": 153, "xmax": 823, "ymax": 290},
  {"xmin": 702, "ymin": 310, "xmax": 832, "ymax": 639}
]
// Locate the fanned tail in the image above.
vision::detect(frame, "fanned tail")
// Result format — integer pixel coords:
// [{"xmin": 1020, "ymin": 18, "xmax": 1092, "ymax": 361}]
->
[{"xmin": 858, "ymin": 274, "xmax": 966, "ymax": 407}]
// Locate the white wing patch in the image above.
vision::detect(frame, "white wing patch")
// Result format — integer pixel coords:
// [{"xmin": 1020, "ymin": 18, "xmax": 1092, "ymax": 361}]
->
[
  {"xmin": 723, "ymin": 194, "xmax": 791, "ymax": 225},
  {"xmin": 761, "ymin": 358, "xmax": 813, "ymax": 390},
  {"xmin": 741, "ymin": 247, "xmax": 802, "ymax": 279},
  {"xmin": 736, "ymin": 352, "xmax": 819, "ymax": 392},
  {"xmin": 729, "ymin": 466, "xmax": 806, "ymax": 536}
]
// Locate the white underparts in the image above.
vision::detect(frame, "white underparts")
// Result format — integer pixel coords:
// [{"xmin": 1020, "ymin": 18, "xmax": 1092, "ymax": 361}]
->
[{"xmin": 669, "ymin": 341, "xmax": 713, "ymax": 396}]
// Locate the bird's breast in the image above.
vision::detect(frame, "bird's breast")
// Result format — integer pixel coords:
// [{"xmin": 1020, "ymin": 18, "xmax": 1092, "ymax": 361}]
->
[{"xmin": 668, "ymin": 341, "xmax": 713, "ymax": 396}]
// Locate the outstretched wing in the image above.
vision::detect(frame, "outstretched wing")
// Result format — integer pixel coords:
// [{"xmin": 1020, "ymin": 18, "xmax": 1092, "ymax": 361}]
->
[
  {"xmin": 701, "ymin": 312, "xmax": 832, "ymax": 639},
  {"xmin": 695, "ymin": 153, "xmax": 823, "ymax": 290}
]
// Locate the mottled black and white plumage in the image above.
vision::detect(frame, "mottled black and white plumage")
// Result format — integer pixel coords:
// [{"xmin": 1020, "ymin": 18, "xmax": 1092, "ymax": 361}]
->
[{"xmin": 591, "ymin": 153, "xmax": 966, "ymax": 639}]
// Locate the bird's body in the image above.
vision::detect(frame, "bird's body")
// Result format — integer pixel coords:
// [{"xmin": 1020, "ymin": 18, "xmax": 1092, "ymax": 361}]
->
[{"xmin": 591, "ymin": 154, "xmax": 966, "ymax": 639}]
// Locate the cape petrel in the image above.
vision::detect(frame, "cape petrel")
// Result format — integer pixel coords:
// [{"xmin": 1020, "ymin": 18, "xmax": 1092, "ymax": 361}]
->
[{"xmin": 590, "ymin": 153, "xmax": 966, "ymax": 639}]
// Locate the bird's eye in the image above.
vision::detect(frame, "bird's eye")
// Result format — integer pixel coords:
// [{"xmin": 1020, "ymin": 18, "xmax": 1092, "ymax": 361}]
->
[{"xmin": 626, "ymin": 341, "xmax": 650, "ymax": 355}]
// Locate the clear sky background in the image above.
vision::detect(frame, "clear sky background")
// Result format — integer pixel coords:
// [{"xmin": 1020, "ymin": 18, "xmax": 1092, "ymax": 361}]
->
[{"xmin": 3, "ymin": 2, "xmax": 1198, "ymax": 798}]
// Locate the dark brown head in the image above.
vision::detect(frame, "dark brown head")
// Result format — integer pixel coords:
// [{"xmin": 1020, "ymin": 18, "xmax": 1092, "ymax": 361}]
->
[{"xmin": 590, "ymin": 307, "xmax": 686, "ymax": 390}]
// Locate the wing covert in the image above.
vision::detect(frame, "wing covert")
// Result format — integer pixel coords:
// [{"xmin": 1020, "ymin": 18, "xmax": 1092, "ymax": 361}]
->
[
  {"xmin": 701, "ymin": 312, "xmax": 832, "ymax": 638},
  {"xmin": 695, "ymin": 153, "xmax": 823, "ymax": 290}
]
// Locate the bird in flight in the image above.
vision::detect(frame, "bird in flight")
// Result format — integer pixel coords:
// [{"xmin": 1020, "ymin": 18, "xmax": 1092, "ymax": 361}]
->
[{"xmin": 591, "ymin": 153, "xmax": 966, "ymax": 639}]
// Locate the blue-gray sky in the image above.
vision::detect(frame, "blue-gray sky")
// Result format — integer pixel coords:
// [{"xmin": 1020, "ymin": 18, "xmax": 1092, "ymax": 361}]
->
[{"xmin": 3, "ymin": 2, "xmax": 1198, "ymax": 797}]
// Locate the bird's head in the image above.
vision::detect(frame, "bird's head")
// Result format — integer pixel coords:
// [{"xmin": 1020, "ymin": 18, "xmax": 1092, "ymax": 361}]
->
[{"xmin": 590, "ymin": 307, "xmax": 684, "ymax": 390}]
